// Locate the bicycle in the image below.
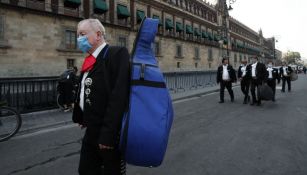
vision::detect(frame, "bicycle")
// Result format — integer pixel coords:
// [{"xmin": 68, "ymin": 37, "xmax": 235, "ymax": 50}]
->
[{"xmin": 0, "ymin": 101, "xmax": 22, "ymax": 142}]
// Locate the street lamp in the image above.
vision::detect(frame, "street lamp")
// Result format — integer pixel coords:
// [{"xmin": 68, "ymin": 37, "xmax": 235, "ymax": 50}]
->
[{"xmin": 219, "ymin": 0, "xmax": 237, "ymax": 60}]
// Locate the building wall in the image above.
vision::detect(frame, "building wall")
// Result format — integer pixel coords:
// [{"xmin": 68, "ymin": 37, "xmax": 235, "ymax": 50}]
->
[
  {"xmin": 0, "ymin": 9, "xmax": 84, "ymax": 77},
  {"xmin": 0, "ymin": 0, "xmax": 275, "ymax": 77}
]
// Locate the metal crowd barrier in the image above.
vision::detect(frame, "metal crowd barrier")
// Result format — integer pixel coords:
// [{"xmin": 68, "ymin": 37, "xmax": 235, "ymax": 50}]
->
[
  {"xmin": 164, "ymin": 71, "xmax": 217, "ymax": 93},
  {"xmin": 0, "ymin": 71, "xmax": 217, "ymax": 113}
]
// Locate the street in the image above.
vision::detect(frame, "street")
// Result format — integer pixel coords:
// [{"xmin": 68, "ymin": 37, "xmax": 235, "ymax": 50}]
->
[{"xmin": 1, "ymin": 75, "xmax": 307, "ymax": 175}]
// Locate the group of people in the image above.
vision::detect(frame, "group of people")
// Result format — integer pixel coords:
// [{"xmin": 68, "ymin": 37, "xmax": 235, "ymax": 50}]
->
[{"xmin": 217, "ymin": 56, "xmax": 293, "ymax": 106}]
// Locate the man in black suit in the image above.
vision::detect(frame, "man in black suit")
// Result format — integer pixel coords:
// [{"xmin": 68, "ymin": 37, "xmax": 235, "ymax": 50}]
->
[
  {"xmin": 217, "ymin": 57, "xmax": 237, "ymax": 103},
  {"xmin": 237, "ymin": 59, "xmax": 251, "ymax": 104},
  {"xmin": 73, "ymin": 19, "xmax": 129, "ymax": 175},
  {"xmin": 279, "ymin": 62, "xmax": 293, "ymax": 92},
  {"xmin": 266, "ymin": 61, "xmax": 280, "ymax": 101},
  {"xmin": 249, "ymin": 56, "xmax": 267, "ymax": 106}
]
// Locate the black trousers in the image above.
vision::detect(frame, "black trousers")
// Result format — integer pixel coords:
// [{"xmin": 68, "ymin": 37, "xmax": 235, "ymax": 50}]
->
[
  {"xmin": 267, "ymin": 79, "xmax": 276, "ymax": 100},
  {"xmin": 58, "ymin": 82, "xmax": 74, "ymax": 105},
  {"xmin": 240, "ymin": 78, "xmax": 250, "ymax": 97},
  {"xmin": 282, "ymin": 77, "xmax": 291, "ymax": 91},
  {"xmin": 220, "ymin": 80, "xmax": 234, "ymax": 101},
  {"xmin": 78, "ymin": 127, "xmax": 125, "ymax": 175},
  {"xmin": 250, "ymin": 79, "xmax": 262, "ymax": 104}
]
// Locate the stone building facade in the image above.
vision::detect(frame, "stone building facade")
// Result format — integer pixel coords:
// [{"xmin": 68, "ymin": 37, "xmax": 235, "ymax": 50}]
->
[{"xmin": 0, "ymin": 0, "xmax": 277, "ymax": 77}]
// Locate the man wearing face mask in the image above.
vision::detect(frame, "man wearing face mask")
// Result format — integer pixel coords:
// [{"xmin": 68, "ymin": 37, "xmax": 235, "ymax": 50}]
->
[
  {"xmin": 249, "ymin": 56, "xmax": 267, "ymax": 106},
  {"xmin": 72, "ymin": 19, "xmax": 129, "ymax": 175},
  {"xmin": 216, "ymin": 57, "xmax": 237, "ymax": 103},
  {"xmin": 279, "ymin": 62, "xmax": 293, "ymax": 92},
  {"xmin": 266, "ymin": 61, "xmax": 280, "ymax": 101},
  {"xmin": 237, "ymin": 59, "xmax": 251, "ymax": 104}
]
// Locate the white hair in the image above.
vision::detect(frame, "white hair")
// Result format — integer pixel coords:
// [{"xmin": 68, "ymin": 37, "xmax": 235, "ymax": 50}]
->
[{"xmin": 78, "ymin": 19, "xmax": 106, "ymax": 38}]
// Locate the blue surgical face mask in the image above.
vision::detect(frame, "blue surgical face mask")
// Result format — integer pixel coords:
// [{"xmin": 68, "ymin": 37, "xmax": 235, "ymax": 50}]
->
[{"xmin": 77, "ymin": 36, "xmax": 92, "ymax": 53}]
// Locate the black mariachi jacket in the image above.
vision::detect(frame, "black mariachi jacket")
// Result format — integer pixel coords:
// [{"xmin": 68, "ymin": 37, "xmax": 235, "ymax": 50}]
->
[
  {"xmin": 266, "ymin": 67, "xmax": 280, "ymax": 82},
  {"xmin": 216, "ymin": 65, "xmax": 237, "ymax": 83},
  {"xmin": 72, "ymin": 45, "xmax": 130, "ymax": 147},
  {"xmin": 247, "ymin": 62, "xmax": 268, "ymax": 83},
  {"xmin": 237, "ymin": 65, "xmax": 251, "ymax": 80},
  {"xmin": 279, "ymin": 66, "xmax": 293, "ymax": 78}
]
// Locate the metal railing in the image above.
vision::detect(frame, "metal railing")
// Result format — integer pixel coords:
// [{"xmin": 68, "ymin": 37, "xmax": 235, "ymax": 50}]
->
[
  {"xmin": 0, "ymin": 71, "xmax": 217, "ymax": 113},
  {"xmin": 0, "ymin": 77, "xmax": 58, "ymax": 113},
  {"xmin": 164, "ymin": 71, "xmax": 216, "ymax": 93}
]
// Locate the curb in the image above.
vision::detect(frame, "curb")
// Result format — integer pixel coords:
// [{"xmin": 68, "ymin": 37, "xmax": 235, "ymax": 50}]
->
[
  {"xmin": 172, "ymin": 89, "xmax": 219, "ymax": 102},
  {"xmin": 17, "ymin": 120, "xmax": 74, "ymax": 136},
  {"xmin": 22, "ymin": 108, "xmax": 61, "ymax": 117},
  {"xmin": 17, "ymin": 85, "xmax": 239, "ymax": 135},
  {"xmin": 172, "ymin": 84, "xmax": 240, "ymax": 102}
]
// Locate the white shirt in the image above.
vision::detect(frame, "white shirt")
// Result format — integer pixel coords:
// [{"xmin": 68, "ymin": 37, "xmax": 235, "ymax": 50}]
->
[
  {"xmin": 267, "ymin": 67, "xmax": 273, "ymax": 79},
  {"xmin": 252, "ymin": 62, "xmax": 258, "ymax": 77},
  {"xmin": 79, "ymin": 43, "xmax": 107, "ymax": 111},
  {"xmin": 283, "ymin": 66, "xmax": 288, "ymax": 76},
  {"xmin": 222, "ymin": 65, "xmax": 230, "ymax": 80},
  {"xmin": 241, "ymin": 65, "xmax": 247, "ymax": 77}
]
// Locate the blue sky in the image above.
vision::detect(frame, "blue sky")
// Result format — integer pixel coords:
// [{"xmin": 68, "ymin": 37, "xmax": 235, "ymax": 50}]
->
[{"xmin": 206, "ymin": 0, "xmax": 307, "ymax": 60}]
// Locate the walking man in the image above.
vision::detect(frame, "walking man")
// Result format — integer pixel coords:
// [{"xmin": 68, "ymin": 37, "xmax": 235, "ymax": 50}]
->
[
  {"xmin": 72, "ymin": 19, "xmax": 130, "ymax": 175},
  {"xmin": 266, "ymin": 61, "xmax": 280, "ymax": 101},
  {"xmin": 279, "ymin": 62, "xmax": 293, "ymax": 92},
  {"xmin": 249, "ymin": 56, "xmax": 267, "ymax": 106},
  {"xmin": 237, "ymin": 59, "xmax": 251, "ymax": 104},
  {"xmin": 217, "ymin": 57, "xmax": 237, "ymax": 103}
]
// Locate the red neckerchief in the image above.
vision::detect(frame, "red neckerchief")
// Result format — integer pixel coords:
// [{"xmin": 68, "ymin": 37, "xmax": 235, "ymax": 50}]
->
[{"xmin": 81, "ymin": 54, "xmax": 96, "ymax": 72}]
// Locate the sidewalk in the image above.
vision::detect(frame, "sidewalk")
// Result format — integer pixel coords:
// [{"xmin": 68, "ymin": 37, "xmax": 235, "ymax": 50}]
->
[{"xmin": 18, "ymin": 84, "xmax": 223, "ymax": 135}]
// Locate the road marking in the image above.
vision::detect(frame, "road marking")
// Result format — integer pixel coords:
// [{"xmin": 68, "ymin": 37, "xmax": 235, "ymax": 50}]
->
[{"xmin": 12, "ymin": 124, "xmax": 78, "ymax": 140}]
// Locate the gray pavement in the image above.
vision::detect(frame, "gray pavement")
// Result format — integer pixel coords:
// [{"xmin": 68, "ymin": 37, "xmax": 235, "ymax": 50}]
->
[{"xmin": 17, "ymin": 83, "xmax": 224, "ymax": 135}]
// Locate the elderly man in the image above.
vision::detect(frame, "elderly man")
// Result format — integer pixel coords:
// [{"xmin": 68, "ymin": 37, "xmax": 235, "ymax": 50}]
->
[{"xmin": 72, "ymin": 19, "xmax": 129, "ymax": 175}]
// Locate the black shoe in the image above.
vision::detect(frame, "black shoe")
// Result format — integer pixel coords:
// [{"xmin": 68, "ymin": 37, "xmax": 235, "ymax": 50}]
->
[
  {"xmin": 250, "ymin": 102, "xmax": 255, "ymax": 106},
  {"xmin": 219, "ymin": 100, "xmax": 224, "ymax": 103},
  {"xmin": 272, "ymin": 99, "xmax": 275, "ymax": 102},
  {"xmin": 231, "ymin": 98, "xmax": 234, "ymax": 102},
  {"xmin": 257, "ymin": 101, "xmax": 261, "ymax": 106},
  {"xmin": 281, "ymin": 90, "xmax": 285, "ymax": 93},
  {"xmin": 247, "ymin": 96, "xmax": 251, "ymax": 102}
]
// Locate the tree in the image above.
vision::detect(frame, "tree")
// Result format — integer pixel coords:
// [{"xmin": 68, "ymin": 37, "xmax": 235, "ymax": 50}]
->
[{"xmin": 283, "ymin": 51, "xmax": 301, "ymax": 64}]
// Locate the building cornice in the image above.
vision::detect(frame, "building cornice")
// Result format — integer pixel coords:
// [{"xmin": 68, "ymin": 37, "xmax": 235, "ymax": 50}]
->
[
  {"xmin": 229, "ymin": 17, "xmax": 259, "ymax": 36},
  {"xmin": 142, "ymin": 0, "xmax": 218, "ymax": 29}
]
